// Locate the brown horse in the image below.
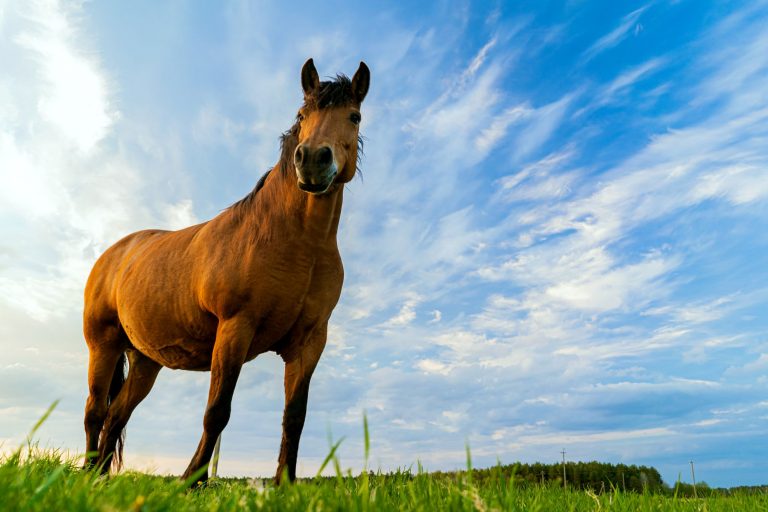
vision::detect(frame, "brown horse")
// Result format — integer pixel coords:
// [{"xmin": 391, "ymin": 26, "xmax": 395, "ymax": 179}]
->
[{"xmin": 82, "ymin": 58, "xmax": 369, "ymax": 484}]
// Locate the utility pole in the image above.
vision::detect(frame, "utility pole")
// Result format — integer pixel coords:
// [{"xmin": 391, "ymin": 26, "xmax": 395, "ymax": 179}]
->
[
  {"xmin": 561, "ymin": 449, "xmax": 567, "ymax": 490},
  {"xmin": 689, "ymin": 460, "xmax": 697, "ymax": 498}
]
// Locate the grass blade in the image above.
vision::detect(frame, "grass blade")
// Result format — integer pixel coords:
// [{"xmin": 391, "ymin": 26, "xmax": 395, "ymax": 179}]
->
[
  {"xmin": 315, "ymin": 436, "xmax": 345, "ymax": 479},
  {"xmin": 27, "ymin": 400, "xmax": 60, "ymax": 443}
]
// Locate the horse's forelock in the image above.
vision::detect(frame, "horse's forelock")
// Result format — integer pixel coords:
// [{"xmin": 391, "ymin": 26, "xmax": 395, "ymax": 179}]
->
[{"xmin": 303, "ymin": 74, "xmax": 356, "ymax": 111}]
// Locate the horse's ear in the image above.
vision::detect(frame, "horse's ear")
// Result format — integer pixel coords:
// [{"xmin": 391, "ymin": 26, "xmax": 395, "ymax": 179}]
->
[
  {"xmin": 351, "ymin": 61, "xmax": 370, "ymax": 104},
  {"xmin": 301, "ymin": 58, "xmax": 320, "ymax": 97}
]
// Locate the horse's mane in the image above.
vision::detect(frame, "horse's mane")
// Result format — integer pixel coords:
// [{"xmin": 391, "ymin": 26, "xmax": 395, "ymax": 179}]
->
[{"xmin": 227, "ymin": 74, "xmax": 364, "ymax": 221}]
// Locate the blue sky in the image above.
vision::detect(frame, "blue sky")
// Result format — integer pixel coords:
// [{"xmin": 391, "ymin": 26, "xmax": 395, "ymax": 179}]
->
[{"xmin": 1, "ymin": 0, "xmax": 767, "ymax": 488}]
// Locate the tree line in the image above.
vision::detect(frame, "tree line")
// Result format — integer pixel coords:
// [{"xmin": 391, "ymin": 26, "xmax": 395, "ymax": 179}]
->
[
  {"xmin": 432, "ymin": 461, "xmax": 665, "ymax": 493},
  {"xmin": 430, "ymin": 461, "xmax": 767, "ymax": 496}
]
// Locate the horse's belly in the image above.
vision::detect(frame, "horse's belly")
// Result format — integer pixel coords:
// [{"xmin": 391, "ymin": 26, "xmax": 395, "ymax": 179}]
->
[
  {"xmin": 120, "ymin": 306, "xmax": 218, "ymax": 370},
  {"xmin": 136, "ymin": 337, "xmax": 214, "ymax": 370}
]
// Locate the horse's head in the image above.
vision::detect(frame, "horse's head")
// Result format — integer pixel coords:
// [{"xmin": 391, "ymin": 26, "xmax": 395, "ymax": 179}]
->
[{"xmin": 293, "ymin": 58, "xmax": 369, "ymax": 195}]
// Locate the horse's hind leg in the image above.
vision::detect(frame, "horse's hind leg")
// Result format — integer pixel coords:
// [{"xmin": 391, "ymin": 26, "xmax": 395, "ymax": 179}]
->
[
  {"xmin": 83, "ymin": 322, "xmax": 126, "ymax": 469},
  {"xmin": 96, "ymin": 349, "xmax": 161, "ymax": 473}
]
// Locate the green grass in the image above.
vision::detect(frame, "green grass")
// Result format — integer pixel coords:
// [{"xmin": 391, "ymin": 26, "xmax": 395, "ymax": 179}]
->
[
  {"xmin": 2, "ymin": 448, "xmax": 766, "ymax": 511},
  {"xmin": 2, "ymin": 405, "xmax": 765, "ymax": 511}
]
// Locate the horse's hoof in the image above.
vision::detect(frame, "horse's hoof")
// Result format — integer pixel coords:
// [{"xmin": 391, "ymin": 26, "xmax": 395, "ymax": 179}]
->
[
  {"xmin": 186, "ymin": 478, "xmax": 208, "ymax": 490},
  {"xmin": 181, "ymin": 470, "xmax": 209, "ymax": 490}
]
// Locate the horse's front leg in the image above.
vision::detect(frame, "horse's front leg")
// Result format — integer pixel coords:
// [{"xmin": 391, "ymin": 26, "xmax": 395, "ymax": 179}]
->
[
  {"xmin": 275, "ymin": 325, "xmax": 327, "ymax": 484},
  {"xmin": 182, "ymin": 318, "xmax": 254, "ymax": 485}
]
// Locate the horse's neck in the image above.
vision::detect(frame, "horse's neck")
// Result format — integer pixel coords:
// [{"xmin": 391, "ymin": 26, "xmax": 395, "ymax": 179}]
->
[{"xmin": 255, "ymin": 164, "xmax": 344, "ymax": 243}]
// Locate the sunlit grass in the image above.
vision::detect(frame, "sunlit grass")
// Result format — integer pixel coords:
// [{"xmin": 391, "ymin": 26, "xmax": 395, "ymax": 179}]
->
[
  {"xmin": 3, "ymin": 450, "xmax": 766, "ymax": 511},
  {"xmin": 2, "ymin": 406, "xmax": 766, "ymax": 511}
]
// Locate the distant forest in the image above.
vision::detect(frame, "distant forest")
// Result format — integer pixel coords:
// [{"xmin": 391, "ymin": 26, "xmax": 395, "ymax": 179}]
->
[
  {"xmin": 433, "ymin": 461, "xmax": 664, "ymax": 493},
  {"xmin": 429, "ymin": 461, "xmax": 768, "ymax": 496}
]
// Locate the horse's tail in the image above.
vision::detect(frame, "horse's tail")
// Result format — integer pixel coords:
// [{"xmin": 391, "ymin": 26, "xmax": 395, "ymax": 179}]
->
[{"xmin": 108, "ymin": 351, "xmax": 127, "ymax": 470}]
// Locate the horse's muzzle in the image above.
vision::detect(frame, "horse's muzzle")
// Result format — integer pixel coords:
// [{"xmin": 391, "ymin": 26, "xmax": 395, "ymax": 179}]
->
[{"xmin": 295, "ymin": 144, "xmax": 337, "ymax": 194}]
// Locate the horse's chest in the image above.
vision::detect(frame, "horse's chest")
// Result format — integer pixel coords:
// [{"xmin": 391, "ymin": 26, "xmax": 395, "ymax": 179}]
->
[{"xmin": 243, "ymin": 254, "xmax": 342, "ymax": 349}]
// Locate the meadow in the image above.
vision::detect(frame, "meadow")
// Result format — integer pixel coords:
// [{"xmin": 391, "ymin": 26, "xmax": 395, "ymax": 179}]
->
[
  {"xmin": 3, "ymin": 449, "xmax": 766, "ymax": 512},
  {"xmin": 3, "ymin": 407, "xmax": 766, "ymax": 511}
]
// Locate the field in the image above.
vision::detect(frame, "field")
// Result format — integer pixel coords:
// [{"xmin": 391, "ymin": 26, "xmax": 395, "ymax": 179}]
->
[
  {"xmin": 3, "ymin": 407, "xmax": 766, "ymax": 511},
  {"xmin": 3, "ymin": 449, "xmax": 767, "ymax": 511}
]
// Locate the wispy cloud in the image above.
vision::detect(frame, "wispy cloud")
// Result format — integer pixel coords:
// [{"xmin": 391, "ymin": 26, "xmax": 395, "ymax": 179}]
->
[
  {"xmin": 12, "ymin": 1, "xmax": 116, "ymax": 153},
  {"xmin": 603, "ymin": 58, "xmax": 665, "ymax": 97},
  {"xmin": 0, "ymin": 3, "xmax": 197, "ymax": 320},
  {"xmin": 581, "ymin": 4, "xmax": 650, "ymax": 63},
  {"xmin": 576, "ymin": 57, "xmax": 667, "ymax": 115},
  {"xmin": 475, "ymin": 104, "xmax": 531, "ymax": 153}
]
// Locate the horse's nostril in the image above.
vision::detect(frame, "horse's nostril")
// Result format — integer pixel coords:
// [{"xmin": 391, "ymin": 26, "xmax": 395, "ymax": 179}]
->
[
  {"xmin": 295, "ymin": 146, "xmax": 306, "ymax": 165},
  {"xmin": 317, "ymin": 146, "xmax": 333, "ymax": 166}
]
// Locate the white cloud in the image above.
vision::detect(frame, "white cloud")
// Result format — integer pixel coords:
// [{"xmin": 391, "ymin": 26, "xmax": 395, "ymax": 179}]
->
[
  {"xmin": 577, "ymin": 57, "xmax": 666, "ymax": 115},
  {"xmin": 0, "ymin": 3, "xmax": 198, "ymax": 322},
  {"xmin": 644, "ymin": 295, "xmax": 735, "ymax": 324},
  {"xmin": 465, "ymin": 37, "xmax": 497, "ymax": 78},
  {"xmin": 727, "ymin": 353, "xmax": 768, "ymax": 375},
  {"xmin": 12, "ymin": 1, "xmax": 116, "ymax": 153},
  {"xmin": 604, "ymin": 58, "xmax": 664, "ymax": 96},
  {"xmin": 0, "ymin": 132, "xmax": 60, "ymax": 218},
  {"xmin": 475, "ymin": 104, "xmax": 531, "ymax": 153},
  {"xmin": 518, "ymin": 426, "xmax": 674, "ymax": 446},
  {"xmin": 412, "ymin": 63, "xmax": 502, "ymax": 144},
  {"xmin": 382, "ymin": 296, "xmax": 420, "ymax": 327},
  {"xmin": 693, "ymin": 419, "xmax": 723, "ymax": 427},
  {"xmin": 495, "ymin": 149, "xmax": 579, "ymax": 203},
  {"xmin": 415, "ymin": 359, "xmax": 451, "ymax": 375},
  {"xmin": 544, "ymin": 254, "xmax": 678, "ymax": 313},
  {"xmin": 162, "ymin": 199, "xmax": 199, "ymax": 230},
  {"xmin": 513, "ymin": 93, "xmax": 575, "ymax": 161},
  {"xmin": 581, "ymin": 5, "xmax": 650, "ymax": 63}
]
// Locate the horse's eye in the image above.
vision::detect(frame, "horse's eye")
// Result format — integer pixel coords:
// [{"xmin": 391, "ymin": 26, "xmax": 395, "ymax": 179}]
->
[
  {"xmin": 350, "ymin": 112, "xmax": 361, "ymax": 125},
  {"xmin": 297, "ymin": 112, "xmax": 305, "ymax": 122}
]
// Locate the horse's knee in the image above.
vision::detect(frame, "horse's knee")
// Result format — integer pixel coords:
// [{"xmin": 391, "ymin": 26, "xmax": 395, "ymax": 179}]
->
[
  {"xmin": 203, "ymin": 401, "xmax": 231, "ymax": 433},
  {"xmin": 84, "ymin": 410, "xmax": 105, "ymax": 432},
  {"xmin": 84, "ymin": 397, "xmax": 107, "ymax": 428},
  {"xmin": 103, "ymin": 403, "xmax": 130, "ymax": 434}
]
